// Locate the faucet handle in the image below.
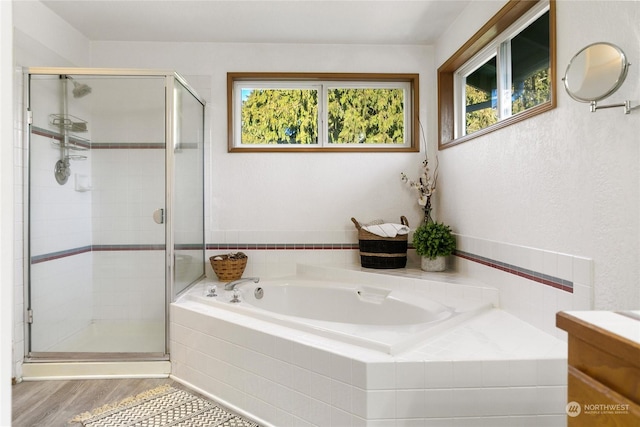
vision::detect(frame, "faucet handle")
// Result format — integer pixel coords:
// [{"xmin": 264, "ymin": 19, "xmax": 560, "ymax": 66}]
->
[{"xmin": 230, "ymin": 288, "xmax": 241, "ymax": 303}]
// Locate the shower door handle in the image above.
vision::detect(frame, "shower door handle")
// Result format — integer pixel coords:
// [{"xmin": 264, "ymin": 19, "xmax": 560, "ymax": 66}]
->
[{"xmin": 152, "ymin": 208, "xmax": 164, "ymax": 224}]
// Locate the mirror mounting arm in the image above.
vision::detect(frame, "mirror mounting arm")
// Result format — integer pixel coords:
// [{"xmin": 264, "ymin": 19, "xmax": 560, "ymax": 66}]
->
[
  {"xmin": 590, "ymin": 100, "xmax": 638, "ymax": 115},
  {"xmin": 564, "ymin": 43, "xmax": 634, "ymax": 113}
]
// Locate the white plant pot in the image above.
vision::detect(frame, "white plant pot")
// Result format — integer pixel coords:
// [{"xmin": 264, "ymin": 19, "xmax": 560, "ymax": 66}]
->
[{"xmin": 421, "ymin": 255, "xmax": 446, "ymax": 272}]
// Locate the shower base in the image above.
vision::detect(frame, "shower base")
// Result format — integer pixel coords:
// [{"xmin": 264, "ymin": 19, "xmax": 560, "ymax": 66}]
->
[
  {"xmin": 21, "ymin": 360, "xmax": 171, "ymax": 380},
  {"xmin": 23, "ymin": 320, "xmax": 169, "ymax": 380},
  {"xmin": 47, "ymin": 319, "xmax": 165, "ymax": 353}
]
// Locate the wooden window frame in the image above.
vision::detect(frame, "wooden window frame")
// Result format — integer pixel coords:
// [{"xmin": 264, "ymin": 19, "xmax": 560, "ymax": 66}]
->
[
  {"xmin": 438, "ymin": 0, "xmax": 556, "ymax": 149},
  {"xmin": 227, "ymin": 72, "xmax": 419, "ymax": 153}
]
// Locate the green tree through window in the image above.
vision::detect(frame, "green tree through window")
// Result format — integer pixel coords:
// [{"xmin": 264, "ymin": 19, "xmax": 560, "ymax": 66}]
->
[
  {"xmin": 239, "ymin": 87, "xmax": 406, "ymax": 145},
  {"xmin": 465, "ymin": 85, "xmax": 498, "ymax": 135},
  {"xmin": 512, "ymin": 69, "xmax": 550, "ymax": 114},
  {"xmin": 327, "ymin": 88, "xmax": 404, "ymax": 144},
  {"xmin": 437, "ymin": 0, "xmax": 555, "ymax": 148},
  {"xmin": 241, "ymin": 89, "xmax": 318, "ymax": 144},
  {"xmin": 229, "ymin": 73, "xmax": 418, "ymax": 151}
]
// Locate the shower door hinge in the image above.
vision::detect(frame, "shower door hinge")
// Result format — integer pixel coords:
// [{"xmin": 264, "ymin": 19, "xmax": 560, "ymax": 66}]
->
[
  {"xmin": 27, "ymin": 109, "xmax": 33, "ymax": 125},
  {"xmin": 27, "ymin": 309, "xmax": 33, "ymax": 324}
]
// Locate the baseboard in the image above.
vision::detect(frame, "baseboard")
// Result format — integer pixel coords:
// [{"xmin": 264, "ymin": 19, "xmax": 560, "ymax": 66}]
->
[{"xmin": 21, "ymin": 361, "xmax": 171, "ymax": 380}]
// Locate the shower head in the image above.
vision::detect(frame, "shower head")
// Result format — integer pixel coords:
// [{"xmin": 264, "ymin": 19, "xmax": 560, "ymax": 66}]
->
[
  {"xmin": 64, "ymin": 75, "xmax": 92, "ymax": 98},
  {"xmin": 71, "ymin": 80, "xmax": 92, "ymax": 98}
]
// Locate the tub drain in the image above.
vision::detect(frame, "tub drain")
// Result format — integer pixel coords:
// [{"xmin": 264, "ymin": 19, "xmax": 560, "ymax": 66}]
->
[{"xmin": 254, "ymin": 287, "xmax": 264, "ymax": 299}]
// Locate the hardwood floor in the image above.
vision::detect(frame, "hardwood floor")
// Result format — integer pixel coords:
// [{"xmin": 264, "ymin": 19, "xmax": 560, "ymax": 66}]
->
[{"xmin": 12, "ymin": 378, "xmax": 191, "ymax": 427}]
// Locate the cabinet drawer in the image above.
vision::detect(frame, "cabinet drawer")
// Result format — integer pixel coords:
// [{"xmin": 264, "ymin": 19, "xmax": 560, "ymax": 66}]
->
[
  {"xmin": 568, "ymin": 366, "xmax": 640, "ymax": 427},
  {"xmin": 568, "ymin": 335, "xmax": 640, "ymax": 404}
]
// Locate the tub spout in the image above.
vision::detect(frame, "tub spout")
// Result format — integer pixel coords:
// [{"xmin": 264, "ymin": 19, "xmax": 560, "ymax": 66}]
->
[{"xmin": 224, "ymin": 277, "xmax": 260, "ymax": 291}]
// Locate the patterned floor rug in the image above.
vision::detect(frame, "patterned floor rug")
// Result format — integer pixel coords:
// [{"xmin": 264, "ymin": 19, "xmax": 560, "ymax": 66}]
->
[{"xmin": 69, "ymin": 384, "xmax": 260, "ymax": 427}]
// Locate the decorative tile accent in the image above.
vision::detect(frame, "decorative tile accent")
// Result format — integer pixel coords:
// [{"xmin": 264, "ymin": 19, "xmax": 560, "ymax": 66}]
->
[
  {"xmin": 454, "ymin": 249, "xmax": 573, "ymax": 293},
  {"xmin": 31, "ymin": 245, "xmax": 92, "ymax": 264},
  {"xmin": 90, "ymin": 142, "xmax": 165, "ymax": 149},
  {"xmin": 206, "ymin": 243, "xmax": 359, "ymax": 251},
  {"xmin": 31, "ymin": 242, "xmax": 574, "ymax": 295},
  {"xmin": 31, "ymin": 244, "xmax": 166, "ymax": 264},
  {"xmin": 93, "ymin": 244, "xmax": 166, "ymax": 251}
]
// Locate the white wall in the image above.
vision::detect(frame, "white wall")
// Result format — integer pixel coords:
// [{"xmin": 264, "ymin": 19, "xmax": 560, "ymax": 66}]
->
[
  {"xmin": 1, "ymin": 0, "xmax": 14, "ymax": 422},
  {"xmin": 90, "ymin": 41, "xmax": 432, "ymax": 246},
  {"xmin": 435, "ymin": 0, "xmax": 640, "ymax": 310},
  {"xmin": 12, "ymin": 0, "xmax": 90, "ymax": 67}
]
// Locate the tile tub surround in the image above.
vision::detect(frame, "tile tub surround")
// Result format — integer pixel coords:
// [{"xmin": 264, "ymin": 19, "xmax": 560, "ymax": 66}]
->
[
  {"xmin": 452, "ymin": 235, "xmax": 594, "ymax": 340},
  {"xmin": 452, "ymin": 235, "xmax": 593, "ymax": 293},
  {"xmin": 170, "ymin": 269, "xmax": 567, "ymax": 426},
  {"xmin": 206, "ymin": 241, "xmax": 591, "ymax": 340}
]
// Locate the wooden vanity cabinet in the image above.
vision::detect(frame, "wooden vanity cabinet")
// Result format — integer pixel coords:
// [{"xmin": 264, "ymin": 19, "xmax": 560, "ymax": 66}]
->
[{"xmin": 557, "ymin": 311, "xmax": 640, "ymax": 427}]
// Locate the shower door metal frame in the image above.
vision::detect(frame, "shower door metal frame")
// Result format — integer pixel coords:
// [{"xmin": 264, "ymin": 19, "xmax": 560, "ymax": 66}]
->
[{"xmin": 23, "ymin": 67, "xmax": 206, "ymax": 362}]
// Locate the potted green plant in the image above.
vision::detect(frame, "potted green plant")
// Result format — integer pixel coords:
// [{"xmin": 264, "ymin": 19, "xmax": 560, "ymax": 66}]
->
[{"xmin": 412, "ymin": 221, "xmax": 456, "ymax": 271}]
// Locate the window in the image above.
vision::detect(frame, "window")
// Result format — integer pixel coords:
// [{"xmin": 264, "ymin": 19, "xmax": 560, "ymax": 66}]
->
[
  {"xmin": 228, "ymin": 73, "xmax": 419, "ymax": 152},
  {"xmin": 438, "ymin": 0, "xmax": 556, "ymax": 149}
]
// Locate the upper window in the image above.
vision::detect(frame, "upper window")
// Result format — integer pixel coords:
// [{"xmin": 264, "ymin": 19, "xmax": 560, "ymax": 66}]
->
[
  {"xmin": 228, "ymin": 73, "xmax": 419, "ymax": 152},
  {"xmin": 438, "ymin": 0, "xmax": 556, "ymax": 149}
]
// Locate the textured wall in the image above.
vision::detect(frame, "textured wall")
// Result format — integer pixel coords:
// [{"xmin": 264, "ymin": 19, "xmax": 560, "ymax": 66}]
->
[{"xmin": 434, "ymin": 0, "xmax": 640, "ymax": 309}]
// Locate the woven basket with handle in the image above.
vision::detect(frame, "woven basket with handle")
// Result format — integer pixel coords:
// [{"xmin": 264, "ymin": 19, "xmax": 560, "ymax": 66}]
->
[
  {"xmin": 210, "ymin": 253, "xmax": 247, "ymax": 281},
  {"xmin": 351, "ymin": 216, "xmax": 409, "ymax": 269}
]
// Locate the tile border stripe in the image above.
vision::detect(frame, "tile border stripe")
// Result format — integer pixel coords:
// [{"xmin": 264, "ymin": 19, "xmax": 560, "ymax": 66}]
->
[
  {"xmin": 31, "ymin": 243, "xmax": 360, "ymax": 264},
  {"xmin": 30, "ymin": 245, "xmax": 92, "ymax": 264},
  {"xmin": 31, "ymin": 244, "xmax": 166, "ymax": 264},
  {"xmin": 454, "ymin": 249, "xmax": 573, "ymax": 293},
  {"xmin": 206, "ymin": 243, "xmax": 360, "ymax": 251},
  {"xmin": 30, "ymin": 243, "xmax": 573, "ymax": 293}
]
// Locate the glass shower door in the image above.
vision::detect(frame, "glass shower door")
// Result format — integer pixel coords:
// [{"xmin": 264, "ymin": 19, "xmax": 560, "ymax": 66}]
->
[
  {"xmin": 173, "ymin": 78, "xmax": 205, "ymax": 296},
  {"xmin": 27, "ymin": 73, "xmax": 168, "ymax": 357}
]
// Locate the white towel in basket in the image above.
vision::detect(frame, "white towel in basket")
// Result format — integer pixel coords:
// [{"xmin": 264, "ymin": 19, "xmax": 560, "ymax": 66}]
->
[{"xmin": 362, "ymin": 222, "xmax": 410, "ymax": 238}]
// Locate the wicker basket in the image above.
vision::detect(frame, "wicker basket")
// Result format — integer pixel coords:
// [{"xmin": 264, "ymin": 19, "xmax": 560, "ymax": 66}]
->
[
  {"xmin": 210, "ymin": 253, "xmax": 248, "ymax": 281},
  {"xmin": 351, "ymin": 216, "xmax": 409, "ymax": 269}
]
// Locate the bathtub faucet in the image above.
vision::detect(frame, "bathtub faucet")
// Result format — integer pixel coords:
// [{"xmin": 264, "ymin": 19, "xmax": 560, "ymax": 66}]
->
[{"xmin": 224, "ymin": 277, "xmax": 260, "ymax": 291}]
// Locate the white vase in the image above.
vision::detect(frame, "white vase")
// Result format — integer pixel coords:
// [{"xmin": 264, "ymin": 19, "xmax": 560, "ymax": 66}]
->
[{"xmin": 421, "ymin": 255, "xmax": 446, "ymax": 272}]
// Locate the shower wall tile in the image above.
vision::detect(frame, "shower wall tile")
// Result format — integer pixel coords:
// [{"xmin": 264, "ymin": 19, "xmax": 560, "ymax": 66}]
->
[
  {"xmin": 28, "ymin": 253, "xmax": 93, "ymax": 351},
  {"xmin": 92, "ymin": 250, "xmax": 165, "ymax": 321},
  {"xmin": 91, "ymin": 149, "xmax": 164, "ymax": 246},
  {"xmin": 89, "ymin": 77, "xmax": 165, "ymax": 144},
  {"xmin": 28, "ymin": 134, "xmax": 92, "ymax": 256}
]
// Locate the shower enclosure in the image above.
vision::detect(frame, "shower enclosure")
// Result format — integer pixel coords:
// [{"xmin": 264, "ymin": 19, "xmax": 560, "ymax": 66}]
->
[{"xmin": 24, "ymin": 68, "xmax": 205, "ymax": 361}]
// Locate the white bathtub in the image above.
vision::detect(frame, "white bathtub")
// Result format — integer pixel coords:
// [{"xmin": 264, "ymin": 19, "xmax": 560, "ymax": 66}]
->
[
  {"xmin": 172, "ymin": 269, "xmax": 568, "ymax": 426},
  {"xmin": 187, "ymin": 278, "xmax": 491, "ymax": 355}
]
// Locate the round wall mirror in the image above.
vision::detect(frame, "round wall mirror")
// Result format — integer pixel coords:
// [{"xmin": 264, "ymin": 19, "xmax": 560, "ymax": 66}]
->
[{"xmin": 563, "ymin": 42, "xmax": 629, "ymax": 102}]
